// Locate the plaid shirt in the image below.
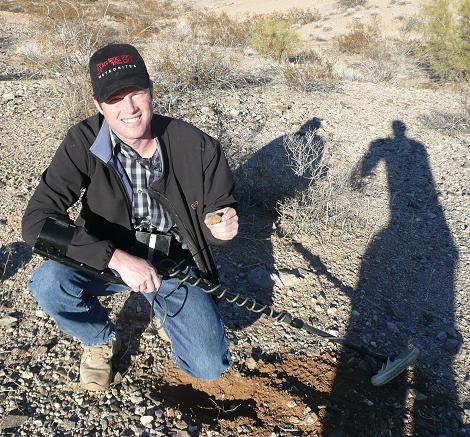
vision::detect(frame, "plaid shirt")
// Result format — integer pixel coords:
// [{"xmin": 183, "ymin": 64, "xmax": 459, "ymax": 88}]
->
[{"xmin": 111, "ymin": 130, "xmax": 174, "ymax": 232}]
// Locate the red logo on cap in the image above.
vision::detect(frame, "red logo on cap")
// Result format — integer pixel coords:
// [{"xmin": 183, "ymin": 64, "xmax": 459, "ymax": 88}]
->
[{"xmin": 96, "ymin": 54, "xmax": 135, "ymax": 75}]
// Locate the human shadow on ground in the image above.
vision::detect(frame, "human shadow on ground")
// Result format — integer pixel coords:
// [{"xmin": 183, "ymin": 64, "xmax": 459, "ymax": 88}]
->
[
  {"xmin": 294, "ymin": 120, "xmax": 460, "ymax": 436},
  {"xmin": 217, "ymin": 117, "xmax": 325, "ymax": 331}
]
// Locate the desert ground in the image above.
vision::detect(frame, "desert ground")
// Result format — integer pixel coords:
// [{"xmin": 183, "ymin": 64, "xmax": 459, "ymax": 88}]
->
[{"xmin": 0, "ymin": 0, "xmax": 469, "ymax": 436}]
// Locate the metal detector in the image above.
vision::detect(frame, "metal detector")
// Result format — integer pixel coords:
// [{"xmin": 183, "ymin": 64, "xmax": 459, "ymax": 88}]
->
[{"xmin": 33, "ymin": 217, "xmax": 420, "ymax": 386}]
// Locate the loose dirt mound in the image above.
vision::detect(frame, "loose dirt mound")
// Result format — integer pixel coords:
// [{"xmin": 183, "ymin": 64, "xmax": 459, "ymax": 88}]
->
[{"xmin": 156, "ymin": 350, "xmax": 434, "ymax": 435}]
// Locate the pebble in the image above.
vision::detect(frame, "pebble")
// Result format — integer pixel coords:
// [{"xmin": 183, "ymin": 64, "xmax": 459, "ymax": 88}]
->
[
  {"xmin": 286, "ymin": 400, "xmax": 296, "ymax": 408},
  {"xmin": 276, "ymin": 269, "xmax": 303, "ymax": 287},
  {"xmin": 2, "ymin": 93, "xmax": 15, "ymax": 101},
  {"xmin": 327, "ymin": 307, "xmax": 338, "ymax": 316},
  {"xmin": 140, "ymin": 416, "xmax": 154, "ymax": 427},
  {"xmin": 245, "ymin": 357, "xmax": 257, "ymax": 370},
  {"xmin": 303, "ymin": 412, "xmax": 318, "ymax": 425},
  {"xmin": 100, "ymin": 418, "xmax": 108, "ymax": 430},
  {"xmin": 130, "ymin": 394, "xmax": 144, "ymax": 404},
  {"xmin": 247, "ymin": 267, "xmax": 274, "ymax": 289},
  {"xmin": 0, "ymin": 316, "xmax": 18, "ymax": 328}
]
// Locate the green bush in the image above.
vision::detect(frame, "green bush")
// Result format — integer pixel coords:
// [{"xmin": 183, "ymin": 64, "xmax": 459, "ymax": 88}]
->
[
  {"xmin": 421, "ymin": 0, "xmax": 470, "ymax": 80},
  {"xmin": 250, "ymin": 18, "xmax": 300, "ymax": 61}
]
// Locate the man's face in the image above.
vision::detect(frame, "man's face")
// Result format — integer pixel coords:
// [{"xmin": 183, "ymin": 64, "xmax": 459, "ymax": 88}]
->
[{"xmin": 93, "ymin": 86, "xmax": 153, "ymax": 145}]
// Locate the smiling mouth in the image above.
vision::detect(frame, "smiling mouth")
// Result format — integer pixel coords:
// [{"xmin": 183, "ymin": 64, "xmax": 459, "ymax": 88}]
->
[{"xmin": 121, "ymin": 115, "xmax": 141, "ymax": 124}]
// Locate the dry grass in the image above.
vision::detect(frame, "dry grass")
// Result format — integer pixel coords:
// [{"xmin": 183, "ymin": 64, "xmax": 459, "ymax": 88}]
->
[{"xmin": 281, "ymin": 50, "xmax": 337, "ymax": 92}]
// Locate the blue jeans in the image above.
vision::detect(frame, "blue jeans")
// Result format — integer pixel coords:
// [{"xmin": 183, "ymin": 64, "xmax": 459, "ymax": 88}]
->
[{"xmin": 28, "ymin": 260, "xmax": 231, "ymax": 381}]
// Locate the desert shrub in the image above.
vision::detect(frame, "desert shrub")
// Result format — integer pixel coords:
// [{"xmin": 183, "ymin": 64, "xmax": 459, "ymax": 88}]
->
[
  {"xmin": 336, "ymin": 22, "xmax": 380, "ymax": 54},
  {"xmin": 250, "ymin": 18, "xmax": 300, "ymax": 61},
  {"xmin": 188, "ymin": 11, "xmax": 250, "ymax": 47},
  {"xmin": 277, "ymin": 130, "xmax": 371, "ymax": 239},
  {"xmin": 154, "ymin": 43, "xmax": 246, "ymax": 92},
  {"xmin": 277, "ymin": 173, "xmax": 371, "ymax": 239},
  {"xmin": 337, "ymin": 0, "xmax": 367, "ymax": 9},
  {"xmin": 283, "ymin": 129, "xmax": 327, "ymax": 182},
  {"xmin": 97, "ymin": 0, "xmax": 179, "ymax": 39},
  {"xmin": 282, "ymin": 50, "xmax": 337, "ymax": 91},
  {"xmin": 420, "ymin": 0, "xmax": 470, "ymax": 80}
]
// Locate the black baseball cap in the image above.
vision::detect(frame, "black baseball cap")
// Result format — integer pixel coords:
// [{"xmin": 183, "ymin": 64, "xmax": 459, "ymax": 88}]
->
[{"xmin": 89, "ymin": 43, "xmax": 151, "ymax": 103}]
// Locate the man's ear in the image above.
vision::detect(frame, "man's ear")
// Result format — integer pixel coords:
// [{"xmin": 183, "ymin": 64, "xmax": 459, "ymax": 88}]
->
[{"xmin": 92, "ymin": 95, "xmax": 104, "ymax": 115}]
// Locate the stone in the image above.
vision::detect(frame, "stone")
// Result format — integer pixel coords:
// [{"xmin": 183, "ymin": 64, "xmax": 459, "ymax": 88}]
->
[
  {"xmin": 130, "ymin": 394, "xmax": 144, "ymax": 404},
  {"xmin": 276, "ymin": 269, "xmax": 303, "ymax": 287},
  {"xmin": 286, "ymin": 400, "xmax": 296, "ymax": 408},
  {"xmin": 436, "ymin": 331, "xmax": 448, "ymax": 341},
  {"xmin": 175, "ymin": 419, "xmax": 187, "ymax": 429},
  {"xmin": 0, "ymin": 316, "xmax": 18, "ymax": 328},
  {"xmin": 100, "ymin": 418, "xmax": 108, "ymax": 430},
  {"xmin": 140, "ymin": 416, "xmax": 154, "ymax": 427},
  {"xmin": 2, "ymin": 93, "xmax": 15, "ymax": 101},
  {"xmin": 327, "ymin": 307, "xmax": 337, "ymax": 317},
  {"xmin": 247, "ymin": 267, "xmax": 274, "ymax": 290},
  {"xmin": 304, "ymin": 412, "xmax": 318, "ymax": 425},
  {"xmin": 245, "ymin": 357, "xmax": 257, "ymax": 370}
]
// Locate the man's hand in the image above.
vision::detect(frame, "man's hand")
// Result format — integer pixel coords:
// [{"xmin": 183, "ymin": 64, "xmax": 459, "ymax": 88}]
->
[
  {"xmin": 204, "ymin": 207, "xmax": 238, "ymax": 241},
  {"xmin": 108, "ymin": 248, "xmax": 160, "ymax": 293}
]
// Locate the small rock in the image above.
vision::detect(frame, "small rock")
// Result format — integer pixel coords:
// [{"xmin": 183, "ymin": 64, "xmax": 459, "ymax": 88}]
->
[
  {"xmin": 2, "ymin": 93, "xmax": 15, "ymax": 101},
  {"xmin": 100, "ymin": 418, "xmax": 108, "ymax": 430},
  {"xmin": 327, "ymin": 307, "xmax": 337, "ymax": 317},
  {"xmin": 0, "ymin": 316, "xmax": 18, "ymax": 328},
  {"xmin": 286, "ymin": 400, "xmax": 296, "ymax": 408},
  {"xmin": 304, "ymin": 412, "xmax": 318, "ymax": 425},
  {"xmin": 140, "ymin": 416, "xmax": 154, "ymax": 427},
  {"xmin": 175, "ymin": 419, "xmax": 187, "ymax": 430},
  {"xmin": 247, "ymin": 267, "xmax": 274, "ymax": 290},
  {"xmin": 130, "ymin": 394, "xmax": 144, "ymax": 404},
  {"xmin": 351, "ymin": 310, "xmax": 360, "ymax": 317},
  {"xmin": 245, "ymin": 357, "xmax": 257, "ymax": 370},
  {"xmin": 316, "ymin": 291, "xmax": 326, "ymax": 303},
  {"xmin": 364, "ymin": 398, "xmax": 374, "ymax": 406},
  {"xmin": 277, "ymin": 269, "xmax": 303, "ymax": 287}
]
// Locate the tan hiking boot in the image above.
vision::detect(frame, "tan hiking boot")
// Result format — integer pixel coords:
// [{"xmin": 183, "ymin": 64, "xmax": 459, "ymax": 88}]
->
[{"xmin": 80, "ymin": 336, "xmax": 121, "ymax": 391}]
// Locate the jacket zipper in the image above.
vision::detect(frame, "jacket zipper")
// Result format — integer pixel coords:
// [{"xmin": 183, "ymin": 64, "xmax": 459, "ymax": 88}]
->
[{"xmin": 149, "ymin": 189, "xmax": 198, "ymax": 257}]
